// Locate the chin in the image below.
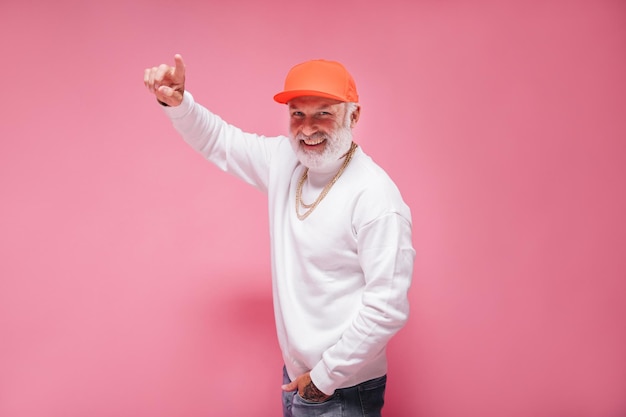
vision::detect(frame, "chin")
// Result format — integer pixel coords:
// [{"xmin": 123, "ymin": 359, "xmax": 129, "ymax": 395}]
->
[{"xmin": 296, "ymin": 152, "xmax": 331, "ymax": 170}]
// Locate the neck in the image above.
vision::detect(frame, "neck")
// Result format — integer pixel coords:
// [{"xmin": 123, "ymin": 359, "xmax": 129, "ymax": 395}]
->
[
  {"xmin": 306, "ymin": 157, "xmax": 345, "ymax": 186},
  {"xmin": 306, "ymin": 141, "xmax": 355, "ymax": 177}
]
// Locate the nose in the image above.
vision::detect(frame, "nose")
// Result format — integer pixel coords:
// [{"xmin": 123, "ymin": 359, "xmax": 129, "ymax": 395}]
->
[{"xmin": 300, "ymin": 116, "xmax": 318, "ymax": 136}]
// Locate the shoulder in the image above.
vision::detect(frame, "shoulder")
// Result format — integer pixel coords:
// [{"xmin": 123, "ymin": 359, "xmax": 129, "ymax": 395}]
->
[{"xmin": 346, "ymin": 148, "xmax": 412, "ymax": 225}]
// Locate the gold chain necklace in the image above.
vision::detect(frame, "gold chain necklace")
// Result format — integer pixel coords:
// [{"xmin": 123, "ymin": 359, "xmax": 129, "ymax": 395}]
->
[{"xmin": 295, "ymin": 142, "xmax": 358, "ymax": 221}]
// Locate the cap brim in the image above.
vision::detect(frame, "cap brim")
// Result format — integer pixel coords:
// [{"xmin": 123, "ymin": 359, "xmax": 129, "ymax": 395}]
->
[{"xmin": 273, "ymin": 90, "xmax": 348, "ymax": 104}]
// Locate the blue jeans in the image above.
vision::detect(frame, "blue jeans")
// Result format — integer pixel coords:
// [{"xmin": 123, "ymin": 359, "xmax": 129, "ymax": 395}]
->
[{"xmin": 282, "ymin": 366, "xmax": 386, "ymax": 417}]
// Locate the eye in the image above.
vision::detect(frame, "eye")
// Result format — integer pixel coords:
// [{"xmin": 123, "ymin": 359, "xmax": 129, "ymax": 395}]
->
[{"xmin": 291, "ymin": 111, "xmax": 304, "ymax": 118}]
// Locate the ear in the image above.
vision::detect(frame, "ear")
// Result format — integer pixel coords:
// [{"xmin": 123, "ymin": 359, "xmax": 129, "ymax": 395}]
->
[{"xmin": 349, "ymin": 105, "xmax": 361, "ymax": 128}]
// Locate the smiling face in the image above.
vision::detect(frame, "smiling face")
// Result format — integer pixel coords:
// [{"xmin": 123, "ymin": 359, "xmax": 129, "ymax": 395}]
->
[{"xmin": 288, "ymin": 96, "xmax": 360, "ymax": 170}]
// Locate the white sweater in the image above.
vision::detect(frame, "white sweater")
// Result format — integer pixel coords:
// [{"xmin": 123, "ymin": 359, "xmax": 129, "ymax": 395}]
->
[{"xmin": 163, "ymin": 92, "xmax": 415, "ymax": 394}]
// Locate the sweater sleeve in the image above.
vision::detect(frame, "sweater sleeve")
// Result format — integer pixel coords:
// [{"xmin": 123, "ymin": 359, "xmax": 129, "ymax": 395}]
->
[
  {"xmin": 162, "ymin": 91, "xmax": 278, "ymax": 193},
  {"xmin": 309, "ymin": 190, "xmax": 415, "ymax": 394}
]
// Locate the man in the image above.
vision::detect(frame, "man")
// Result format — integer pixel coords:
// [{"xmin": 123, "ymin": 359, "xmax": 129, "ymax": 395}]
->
[{"xmin": 144, "ymin": 55, "xmax": 415, "ymax": 416}]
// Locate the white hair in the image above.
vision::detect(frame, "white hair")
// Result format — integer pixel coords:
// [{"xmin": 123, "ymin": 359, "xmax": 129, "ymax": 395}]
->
[{"xmin": 344, "ymin": 102, "xmax": 358, "ymax": 126}]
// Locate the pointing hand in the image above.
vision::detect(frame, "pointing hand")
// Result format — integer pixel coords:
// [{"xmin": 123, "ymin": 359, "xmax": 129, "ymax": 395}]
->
[{"xmin": 143, "ymin": 54, "xmax": 186, "ymax": 107}]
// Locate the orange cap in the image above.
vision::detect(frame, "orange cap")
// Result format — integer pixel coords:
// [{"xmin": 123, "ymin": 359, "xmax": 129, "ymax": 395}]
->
[{"xmin": 273, "ymin": 59, "xmax": 359, "ymax": 104}]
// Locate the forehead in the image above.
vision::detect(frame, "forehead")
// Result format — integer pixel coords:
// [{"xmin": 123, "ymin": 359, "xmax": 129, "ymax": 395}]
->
[{"xmin": 288, "ymin": 96, "xmax": 344, "ymax": 109}]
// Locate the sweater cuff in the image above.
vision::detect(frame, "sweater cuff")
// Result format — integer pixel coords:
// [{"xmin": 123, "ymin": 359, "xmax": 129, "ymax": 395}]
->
[{"xmin": 309, "ymin": 363, "xmax": 336, "ymax": 396}]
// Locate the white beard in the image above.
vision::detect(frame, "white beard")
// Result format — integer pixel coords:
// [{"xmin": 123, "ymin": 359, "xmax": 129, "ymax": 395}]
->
[{"xmin": 290, "ymin": 125, "xmax": 353, "ymax": 171}]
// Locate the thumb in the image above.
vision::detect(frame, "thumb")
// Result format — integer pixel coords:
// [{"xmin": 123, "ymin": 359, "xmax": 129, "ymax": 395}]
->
[
  {"xmin": 157, "ymin": 85, "xmax": 174, "ymax": 97},
  {"xmin": 281, "ymin": 380, "xmax": 298, "ymax": 392},
  {"xmin": 156, "ymin": 85, "xmax": 183, "ymax": 106}
]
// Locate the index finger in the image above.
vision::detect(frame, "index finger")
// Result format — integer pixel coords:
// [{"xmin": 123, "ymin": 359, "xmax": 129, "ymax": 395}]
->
[{"xmin": 173, "ymin": 54, "xmax": 186, "ymax": 77}]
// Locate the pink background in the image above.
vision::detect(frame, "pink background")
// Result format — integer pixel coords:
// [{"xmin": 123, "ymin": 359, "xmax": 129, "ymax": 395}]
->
[{"xmin": 1, "ymin": 1, "xmax": 625, "ymax": 416}]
